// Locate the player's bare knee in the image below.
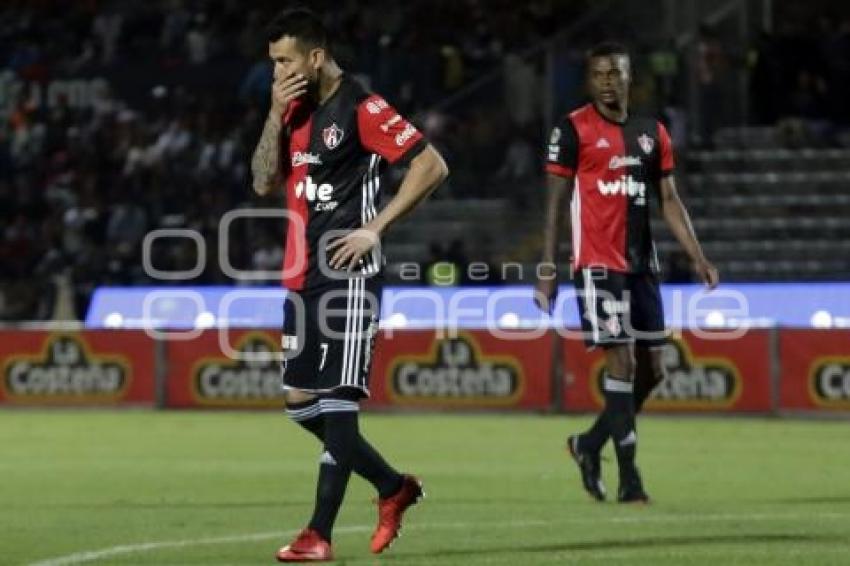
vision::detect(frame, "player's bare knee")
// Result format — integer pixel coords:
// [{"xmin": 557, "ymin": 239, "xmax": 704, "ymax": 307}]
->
[
  {"xmin": 649, "ymin": 348, "xmax": 667, "ymax": 385},
  {"xmin": 604, "ymin": 344, "xmax": 635, "ymax": 380},
  {"xmin": 283, "ymin": 388, "xmax": 317, "ymax": 406}
]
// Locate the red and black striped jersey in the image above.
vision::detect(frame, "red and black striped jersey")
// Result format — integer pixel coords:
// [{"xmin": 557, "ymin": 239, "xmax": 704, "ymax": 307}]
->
[
  {"xmin": 545, "ymin": 103, "xmax": 675, "ymax": 274},
  {"xmin": 280, "ymin": 75, "xmax": 427, "ymax": 291}
]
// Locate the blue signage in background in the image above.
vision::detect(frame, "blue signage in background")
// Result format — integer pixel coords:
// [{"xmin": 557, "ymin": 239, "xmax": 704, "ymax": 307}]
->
[{"xmin": 85, "ymin": 283, "xmax": 850, "ymax": 330}]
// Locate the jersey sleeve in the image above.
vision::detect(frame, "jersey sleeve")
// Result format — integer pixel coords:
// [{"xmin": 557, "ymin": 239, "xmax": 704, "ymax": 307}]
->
[
  {"xmin": 544, "ymin": 117, "xmax": 578, "ymax": 178},
  {"xmin": 357, "ymin": 95, "xmax": 427, "ymax": 165},
  {"xmin": 657, "ymin": 121, "xmax": 675, "ymax": 175}
]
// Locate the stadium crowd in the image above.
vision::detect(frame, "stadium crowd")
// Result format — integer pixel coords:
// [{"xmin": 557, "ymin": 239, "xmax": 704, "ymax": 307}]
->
[
  {"xmin": 2, "ymin": 0, "xmax": 850, "ymax": 320},
  {"xmin": 0, "ymin": 0, "xmax": 588, "ymax": 320}
]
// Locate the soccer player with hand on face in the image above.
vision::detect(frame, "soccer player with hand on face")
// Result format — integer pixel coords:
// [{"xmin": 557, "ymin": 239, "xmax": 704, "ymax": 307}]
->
[{"xmin": 251, "ymin": 8, "xmax": 448, "ymax": 562}]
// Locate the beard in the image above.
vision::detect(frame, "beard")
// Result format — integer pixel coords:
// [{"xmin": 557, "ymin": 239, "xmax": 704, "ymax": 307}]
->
[{"xmin": 304, "ymin": 74, "xmax": 321, "ymax": 102}]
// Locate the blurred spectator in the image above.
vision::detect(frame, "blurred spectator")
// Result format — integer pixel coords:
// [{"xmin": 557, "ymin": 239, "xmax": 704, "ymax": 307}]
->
[
  {"xmin": 696, "ymin": 24, "xmax": 731, "ymax": 146},
  {"xmin": 2, "ymin": 0, "xmax": 850, "ymax": 322},
  {"xmin": 502, "ymin": 53, "xmax": 538, "ymax": 128},
  {"xmin": 92, "ymin": 8, "xmax": 123, "ymax": 65},
  {"xmin": 186, "ymin": 13, "xmax": 209, "ymax": 65}
]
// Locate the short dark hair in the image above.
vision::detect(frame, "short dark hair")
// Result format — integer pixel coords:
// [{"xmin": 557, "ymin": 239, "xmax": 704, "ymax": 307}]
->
[
  {"xmin": 266, "ymin": 8, "xmax": 329, "ymax": 52},
  {"xmin": 587, "ymin": 41, "xmax": 630, "ymax": 61}
]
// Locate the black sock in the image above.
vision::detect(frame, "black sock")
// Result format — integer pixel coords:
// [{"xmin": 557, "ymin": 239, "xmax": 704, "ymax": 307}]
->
[
  {"xmin": 579, "ymin": 412, "xmax": 609, "ymax": 454},
  {"xmin": 602, "ymin": 377, "xmax": 637, "ymax": 479},
  {"xmin": 353, "ymin": 434, "xmax": 403, "ymax": 499},
  {"xmin": 578, "ymin": 372, "xmax": 618, "ymax": 453},
  {"xmin": 286, "ymin": 401, "xmax": 402, "ymax": 498},
  {"xmin": 308, "ymin": 410, "xmax": 358, "ymax": 542},
  {"xmin": 634, "ymin": 373, "xmax": 656, "ymax": 414},
  {"xmin": 634, "ymin": 347, "xmax": 665, "ymax": 413}
]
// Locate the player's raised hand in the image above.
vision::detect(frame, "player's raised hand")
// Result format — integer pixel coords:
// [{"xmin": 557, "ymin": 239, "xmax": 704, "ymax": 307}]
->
[
  {"xmin": 327, "ymin": 227, "xmax": 380, "ymax": 272},
  {"xmin": 534, "ymin": 276, "xmax": 558, "ymax": 314},
  {"xmin": 271, "ymin": 72, "xmax": 308, "ymax": 113},
  {"xmin": 694, "ymin": 258, "xmax": 720, "ymax": 290}
]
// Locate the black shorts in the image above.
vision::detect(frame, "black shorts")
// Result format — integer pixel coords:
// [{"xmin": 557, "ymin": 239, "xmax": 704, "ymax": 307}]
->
[
  {"xmin": 281, "ymin": 277, "xmax": 381, "ymax": 399},
  {"xmin": 574, "ymin": 267, "xmax": 668, "ymax": 349}
]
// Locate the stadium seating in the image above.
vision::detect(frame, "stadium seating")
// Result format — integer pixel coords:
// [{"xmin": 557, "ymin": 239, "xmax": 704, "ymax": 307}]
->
[
  {"xmin": 668, "ymin": 126, "xmax": 850, "ymax": 280},
  {"xmin": 386, "ymin": 126, "xmax": 850, "ymax": 283}
]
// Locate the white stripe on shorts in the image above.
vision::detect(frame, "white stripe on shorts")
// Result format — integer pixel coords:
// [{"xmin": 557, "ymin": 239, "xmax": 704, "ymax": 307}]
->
[{"xmin": 318, "ymin": 398, "xmax": 359, "ymax": 413}]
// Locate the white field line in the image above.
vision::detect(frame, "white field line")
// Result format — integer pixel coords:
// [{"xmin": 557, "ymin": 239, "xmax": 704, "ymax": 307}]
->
[
  {"xmin": 27, "ymin": 520, "xmax": 545, "ymax": 566},
  {"xmin": 486, "ymin": 545, "xmax": 850, "ymax": 565},
  {"xmin": 27, "ymin": 512, "xmax": 850, "ymax": 566}
]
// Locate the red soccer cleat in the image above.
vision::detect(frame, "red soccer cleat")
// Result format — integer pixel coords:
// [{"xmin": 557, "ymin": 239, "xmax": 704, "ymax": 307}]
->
[
  {"xmin": 370, "ymin": 474, "xmax": 424, "ymax": 554},
  {"xmin": 275, "ymin": 528, "xmax": 333, "ymax": 562}
]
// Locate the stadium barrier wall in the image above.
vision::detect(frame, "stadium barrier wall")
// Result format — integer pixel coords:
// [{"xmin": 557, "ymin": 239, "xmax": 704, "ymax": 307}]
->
[
  {"xmin": 778, "ymin": 329, "xmax": 850, "ymax": 412},
  {"xmin": 163, "ymin": 328, "xmax": 284, "ymax": 409},
  {"xmin": 365, "ymin": 329, "xmax": 553, "ymax": 410},
  {"xmin": 0, "ymin": 330, "xmax": 157, "ymax": 406},
  {"xmin": 0, "ymin": 328, "xmax": 847, "ymax": 415},
  {"xmin": 561, "ymin": 330, "xmax": 774, "ymax": 413}
]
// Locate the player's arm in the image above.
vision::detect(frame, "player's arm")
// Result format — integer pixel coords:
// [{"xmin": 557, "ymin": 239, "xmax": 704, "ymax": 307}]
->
[
  {"xmin": 659, "ymin": 175, "xmax": 719, "ymax": 289},
  {"xmin": 534, "ymin": 119, "xmax": 578, "ymax": 313},
  {"xmin": 328, "ymin": 96, "xmax": 448, "ymax": 271},
  {"xmin": 654, "ymin": 121, "xmax": 718, "ymax": 289},
  {"xmin": 250, "ymin": 73, "xmax": 307, "ymax": 196},
  {"xmin": 534, "ymin": 174, "xmax": 572, "ymax": 312},
  {"xmin": 368, "ymin": 145, "xmax": 448, "ymax": 234},
  {"xmin": 328, "ymin": 144, "xmax": 448, "ymax": 270}
]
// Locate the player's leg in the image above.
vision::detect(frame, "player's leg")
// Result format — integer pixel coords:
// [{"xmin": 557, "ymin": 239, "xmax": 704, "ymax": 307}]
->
[
  {"xmin": 305, "ymin": 389, "xmax": 360, "ymax": 543},
  {"xmin": 284, "ymin": 388, "xmax": 324, "ymax": 440},
  {"xmin": 634, "ymin": 345, "xmax": 666, "ymax": 412},
  {"xmin": 629, "ymin": 272, "xmax": 669, "ymax": 413},
  {"xmin": 579, "ymin": 343, "xmax": 640, "ymax": 471},
  {"xmin": 286, "ymin": 392, "xmax": 404, "ymax": 498},
  {"xmin": 597, "ymin": 343, "xmax": 647, "ymax": 502},
  {"xmin": 281, "ymin": 282, "xmax": 406, "ymax": 497},
  {"xmin": 285, "ymin": 391, "xmax": 403, "ymax": 501},
  {"xmin": 344, "ymin": 278, "xmax": 421, "ymax": 554},
  {"xmin": 277, "ymin": 292, "xmax": 336, "ymax": 562},
  {"xmin": 568, "ymin": 268, "xmax": 631, "ymax": 501},
  {"xmin": 577, "ymin": 342, "xmax": 634, "ymax": 452},
  {"xmin": 281, "ymin": 290, "xmax": 330, "ymax": 445},
  {"xmin": 327, "ymin": 278, "xmax": 408, "ymax": 505},
  {"xmin": 275, "ymin": 388, "xmax": 362, "ymax": 563}
]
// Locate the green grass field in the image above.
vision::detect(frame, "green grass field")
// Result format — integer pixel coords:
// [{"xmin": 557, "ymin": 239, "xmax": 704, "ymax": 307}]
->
[{"xmin": 2, "ymin": 411, "xmax": 849, "ymax": 565}]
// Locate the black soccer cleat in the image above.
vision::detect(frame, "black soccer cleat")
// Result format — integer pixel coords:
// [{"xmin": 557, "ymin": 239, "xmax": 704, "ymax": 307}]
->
[
  {"xmin": 617, "ymin": 468, "xmax": 650, "ymax": 504},
  {"xmin": 567, "ymin": 435, "xmax": 607, "ymax": 502}
]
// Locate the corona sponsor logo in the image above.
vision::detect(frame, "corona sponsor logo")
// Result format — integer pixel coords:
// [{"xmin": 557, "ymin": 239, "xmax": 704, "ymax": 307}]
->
[
  {"xmin": 591, "ymin": 339, "xmax": 741, "ymax": 409},
  {"xmin": 809, "ymin": 357, "xmax": 850, "ymax": 408},
  {"xmin": 191, "ymin": 333, "xmax": 283, "ymax": 407},
  {"xmin": 388, "ymin": 333, "xmax": 523, "ymax": 405},
  {"xmin": 2, "ymin": 334, "xmax": 129, "ymax": 402}
]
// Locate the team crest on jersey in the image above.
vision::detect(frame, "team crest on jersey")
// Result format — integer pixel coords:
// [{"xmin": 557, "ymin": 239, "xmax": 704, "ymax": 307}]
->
[
  {"xmin": 323, "ymin": 123, "xmax": 344, "ymax": 150},
  {"xmin": 638, "ymin": 134, "xmax": 654, "ymax": 155}
]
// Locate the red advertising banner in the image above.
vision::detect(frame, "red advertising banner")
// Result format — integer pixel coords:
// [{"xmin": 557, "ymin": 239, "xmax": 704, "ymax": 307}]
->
[
  {"xmin": 0, "ymin": 330, "xmax": 155, "ymax": 406},
  {"xmin": 780, "ymin": 329, "xmax": 850, "ymax": 411},
  {"xmin": 562, "ymin": 330, "xmax": 772, "ymax": 412},
  {"xmin": 366, "ymin": 329, "xmax": 553, "ymax": 409},
  {"xmin": 164, "ymin": 329, "xmax": 284, "ymax": 409}
]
